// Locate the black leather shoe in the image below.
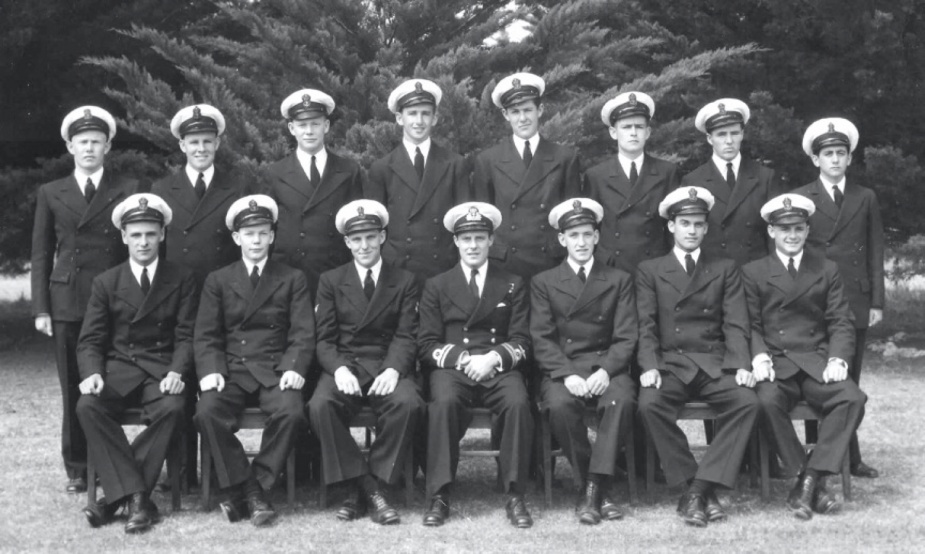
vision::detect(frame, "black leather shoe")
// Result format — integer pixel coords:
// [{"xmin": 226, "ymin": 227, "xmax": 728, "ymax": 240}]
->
[
  {"xmin": 66, "ymin": 477, "xmax": 88, "ymax": 494},
  {"xmin": 422, "ymin": 494, "xmax": 450, "ymax": 527},
  {"xmin": 246, "ymin": 493, "xmax": 277, "ymax": 527},
  {"xmin": 576, "ymin": 482, "xmax": 601, "ymax": 525},
  {"xmin": 787, "ymin": 474, "xmax": 816, "ymax": 520},
  {"xmin": 704, "ymin": 491, "xmax": 726, "ymax": 522},
  {"xmin": 124, "ymin": 493, "xmax": 153, "ymax": 534},
  {"xmin": 850, "ymin": 461, "xmax": 879, "ymax": 479},
  {"xmin": 600, "ymin": 495, "xmax": 624, "ymax": 521},
  {"xmin": 83, "ymin": 496, "xmax": 123, "ymax": 528},
  {"xmin": 812, "ymin": 479, "xmax": 841, "ymax": 515},
  {"xmin": 367, "ymin": 491, "xmax": 400, "ymax": 525},
  {"xmin": 678, "ymin": 493, "xmax": 707, "ymax": 527},
  {"xmin": 505, "ymin": 495, "xmax": 533, "ymax": 529},
  {"xmin": 335, "ymin": 497, "xmax": 363, "ymax": 521}
]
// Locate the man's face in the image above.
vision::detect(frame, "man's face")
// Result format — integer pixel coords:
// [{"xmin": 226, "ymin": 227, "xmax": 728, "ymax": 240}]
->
[
  {"xmin": 609, "ymin": 115, "xmax": 651, "ymax": 158},
  {"xmin": 454, "ymin": 231, "xmax": 493, "ymax": 269},
  {"xmin": 345, "ymin": 229, "xmax": 385, "ymax": 269},
  {"xmin": 706, "ymin": 123, "xmax": 744, "ymax": 161},
  {"xmin": 558, "ymin": 223, "xmax": 599, "ymax": 265},
  {"xmin": 502, "ymin": 100, "xmax": 543, "ymax": 140},
  {"xmin": 122, "ymin": 221, "xmax": 164, "ymax": 266},
  {"xmin": 396, "ymin": 104, "xmax": 437, "ymax": 145},
  {"xmin": 769, "ymin": 222, "xmax": 809, "ymax": 257},
  {"xmin": 287, "ymin": 114, "xmax": 330, "ymax": 155},
  {"xmin": 179, "ymin": 132, "xmax": 220, "ymax": 172},
  {"xmin": 66, "ymin": 130, "xmax": 111, "ymax": 173},
  {"xmin": 233, "ymin": 223, "xmax": 275, "ymax": 264},
  {"xmin": 667, "ymin": 214, "xmax": 708, "ymax": 252},
  {"xmin": 812, "ymin": 146, "xmax": 852, "ymax": 183}
]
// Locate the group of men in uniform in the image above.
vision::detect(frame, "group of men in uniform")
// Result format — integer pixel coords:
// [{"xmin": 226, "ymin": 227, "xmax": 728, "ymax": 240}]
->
[{"xmin": 32, "ymin": 69, "xmax": 882, "ymax": 533}]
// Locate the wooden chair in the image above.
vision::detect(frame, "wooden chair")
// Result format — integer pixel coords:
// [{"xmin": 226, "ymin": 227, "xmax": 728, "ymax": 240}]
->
[
  {"xmin": 538, "ymin": 405, "xmax": 638, "ymax": 507},
  {"xmin": 200, "ymin": 407, "xmax": 296, "ymax": 510},
  {"xmin": 644, "ymin": 402, "xmax": 760, "ymax": 494},
  {"xmin": 757, "ymin": 401, "xmax": 852, "ymax": 501},
  {"xmin": 318, "ymin": 406, "xmax": 415, "ymax": 507},
  {"xmin": 87, "ymin": 408, "xmax": 182, "ymax": 511}
]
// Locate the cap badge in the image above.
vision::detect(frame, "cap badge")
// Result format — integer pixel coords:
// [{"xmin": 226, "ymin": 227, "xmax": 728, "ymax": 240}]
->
[
  {"xmin": 357, "ymin": 206, "xmax": 365, "ymax": 217},
  {"xmin": 248, "ymin": 199, "xmax": 258, "ymax": 212},
  {"xmin": 83, "ymin": 109, "xmax": 92, "ymax": 119},
  {"xmin": 688, "ymin": 188, "xmax": 698, "ymax": 199},
  {"xmin": 828, "ymin": 122, "xmax": 836, "ymax": 133},
  {"xmin": 414, "ymin": 81, "xmax": 423, "ymax": 93},
  {"xmin": 138, "ymin": 197, "xmax": 148, "ymax": 211},
  {"xmin": 717, "ymin": 103, "xmax": 726, "ymax": 114},
  {"xmin": 783, "ymin": 197, "xmax": 792, "ymax": 210},
  {"xmin": 193, "ymin": 106, "xmax": 202, "ymax": 118},
  {"xmin": 512, "ymin": 78, "xmax": 521, "ymax": 89},
  {"xmin": 466, "ymin": 207, "xmax": 481, "ymax": 221},
  {"xmin": 302, "ymin": 94, "xmax": 312, "ymax": 107},
  {"xmin": 629, "ymin": 93, "xmax": 637, "ymax": 106},
  {"xmin": 572, "ymin": 200, "xmax": 582, "ymax": 211}
]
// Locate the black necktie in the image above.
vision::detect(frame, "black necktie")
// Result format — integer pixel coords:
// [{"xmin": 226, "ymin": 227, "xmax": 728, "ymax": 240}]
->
[
  {"xmin": 726, "ymin": 162, "xmax": 735, "ymax": 190},
  {"xmin": 250, "ymin": 265, "xmax": 260, "ymax": 290},
  {"xmin": 469, "ymin": 269, "xmax": 480, "ymax": 300},
  {"xmin": 523, "ymin": 141, "xmax": 533, "ymax": 168},
  {"xmin": 788, "ymin": 257, "xmax": 798, "ymax": 279},
  {"xmin": 629, "ymin": 161, "xmax": 638, "ymax": 188},
  {"xmin": 194, "ymin": 172, "xmax": 206, "ymax": 200},
  {"xmin": 140, "ymin": 267, "xmax": 151, "ymax": 295},
  {"xmin": 84, "ymin": 178, "xmax": 96, "ymax": 204},
  {"xmin": 577, "ymin": 265, "xmax": 586, "ymax": 283},
  {"xmin": 833, "ymin": 185, "xmax": 844, "ymax": 208},
  {"xmin": 414, "ymin": 147, "xmax": 424, "ymax": 180},
  {"xmin": 685, "ymin": 254, "xmax": 695, "ymax": 276},
  {"xmin": 364, "ymin": 269, "xmax": 375, "ymax": 300},
  {"xmin": 310, "ymin": 155, "xmax": 321, "ymax": 185}
]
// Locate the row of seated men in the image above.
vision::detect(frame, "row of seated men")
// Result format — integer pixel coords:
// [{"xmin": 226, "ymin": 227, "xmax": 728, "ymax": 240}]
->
[
  {"xmin": 33, "ymin": 73, "xmax": 881, "ymax": 533},
  {"xmin": 73, "ymin": 187, "xmax": 864, "ymax": 534}
]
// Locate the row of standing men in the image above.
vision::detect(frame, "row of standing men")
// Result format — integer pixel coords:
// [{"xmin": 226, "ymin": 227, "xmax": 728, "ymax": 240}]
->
[{"xmin": 32, "ymin": 72, "xmax": 883, "ymax": 533}]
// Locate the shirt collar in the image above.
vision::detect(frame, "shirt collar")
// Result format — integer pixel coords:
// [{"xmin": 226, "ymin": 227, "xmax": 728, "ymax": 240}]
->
[
  {"xmin": 355, "ymin": 257, "xmax": 383, "ymax": 285},
  {"xmin": 822, "ymin": 176, "xmax": 846, "ymax": 195},
  {"xmin": 712, "ymin": 153, "xmax": 741, "ymax": 177},
  {"xmin": 673, "ymin": 246, "xmax": 701, "ymax": 268},
  {"xmin": 74, "ymin": 167, "xmax": 104, "ymax": 191},
  {"xmin": 185, "ymin": 164, "xmax": 215, "ymax": 188},
  {"xmin": 512, "ymin": 134, "xmax": 540, "ymax": 158},
  {"xmin": 242, "ymin": 257, "xmax": 268, "ymax": 277},
  {"xmin": 461, "ymin": 260, "xmax": 488, "ymax": 279},
  {"xmin": 296, "ymin": 146, "xmax": 327, "ymax": 177},
  {"xmin": 776, "ymin": 249, "xmax": 804, "ymax": 270},
  {"xmin": 402, "ymin": 138, "xmax": 431, "ymax": 162},
  {"xmin": 617, "ymin": 153, "xmax": 644, "ymax": 179},
  {"xmin": 129, "ymin": 257, "xmax": 158, "ymax": 286},
  {"xmin": 566, "ymin": 256, "xmax": 594, "ymax": 278}
]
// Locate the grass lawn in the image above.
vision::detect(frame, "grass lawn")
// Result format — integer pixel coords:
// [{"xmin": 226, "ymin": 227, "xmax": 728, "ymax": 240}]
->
[{"xmin": 1, "ymin": 290, "xmax": 924, "ymax": 552}]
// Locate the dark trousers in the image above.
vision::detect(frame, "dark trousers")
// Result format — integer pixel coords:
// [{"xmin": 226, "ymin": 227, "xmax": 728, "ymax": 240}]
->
[
  {"xmin": 195, "ymin": 381, "xmax": 308, "ymax": 492},
  {"xmin": 76, "ymin": 377, "xmax": 185, "ymax": 501},
  {"xmin": 638, "ymin": 371, "xmax": 758, "ymax": 489},
  {"xmin": 541, "ymin": 373, "xmax": 637, "ymax": 482},
  {"xmin": 53, "ymin": 321, "xmax": 87, "ymax": 479},
  {"xmin": 307, "ymin": 373, "xmax": 424, "ymax": 485},
  {"xmin": 425, "ymin": 369, "xmax": 534, "ymax": 499},
  {"xmin": 757, "ymin": 373, "xmax": 866, "ymax": 476},
  {"xmin": 849, "ymin": 328, "xmax": 868, "ymax": 466}
]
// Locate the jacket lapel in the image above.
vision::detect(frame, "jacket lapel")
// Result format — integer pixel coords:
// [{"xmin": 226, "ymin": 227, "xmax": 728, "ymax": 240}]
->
[
  {"xmin": 445, "ymin": 265, "xmax": 479, "ymax": 314},
  {"xmin": 114, "ymin": 263, "xmax": 145, "ymax": 315},
  {"xmin": 166, "ymin": 172, "xmax": 198, "ymax": 220},
  {"xmin": 409, "ymin": 144, "xmax": 450, "ymax": 218},
  {"xmin": 625, "ymin": 155, "xmax": 662, "ymax": 208},
  {"xmin": 56, "ymin": 176, "xmax": 88, "ymax": 219},
  {"xmin": 657, "ymin": 254, "xmax": 689, "ymax": 296},
  {"xmin": 723, "ymin": 159, "xmax": 760, "ymax": 222},
  {"xmin": 468, "ymin": 265, "xmax": 513, "ymax": 326},
  {"xmin": 339, "ymin": 264, "xmax": 369, "ymax": 316},
  {"xmin": 551, "ymin": 261, "xmax": 581, "ymax": 306},
  {"xmin": 678, "ymin": 254, "xmax": 721, "ymax": 303},
  {"xmin": 80, "ymin": 171, "xmax": 125, "ymax": 228},
  {"xmin": 357, "ymin": 263, "xmax": 401, "ymax": 330},
  {"xmin": 494, "ymin": 138, "xmax": 527, "ymax": 189},
  {"xmin": 189, "ymin": 168, "xmax": 238, "ymax": 227},
  {"xmin": 133, "ymin": 262, "xmax": 181, "ymax": 322},
  {"xmin": 276, "ymin": 155, "xmax": 314, "ymax": 205},
  {"xmin": 569, "ymin": 260, "xmax": 610, "ymax": 316},
  {"xmin": 514, "ymin": 138, "xmax": 558, "ymax": 203},
  {"xmin": 806, "ymin": 179, "xmax": 839, "ymax": 226},
  {"xmin": 603, "ymin": 159, "xmax": 633, "ymax": 214},
  {"xmin": 830, "ymin": 181, "xmax": 864, "ymax": 238},
  {"xmin": 704, "ymin": 162, "xmax": 730, "ymax": 204},
  {"xmin": 305, "ymin": 152, "xmax": 350, "ymax": 212},
  {"xmin": 388, "ymin": 146, "xmax": 421, "ymax": 194},
  {"xmin": 783, "ymin": 251, "xmax": 825, "ymax": 307},
  {"xmin": 244, "ymin": 261, "xmax": 284, "ymax": 322}
]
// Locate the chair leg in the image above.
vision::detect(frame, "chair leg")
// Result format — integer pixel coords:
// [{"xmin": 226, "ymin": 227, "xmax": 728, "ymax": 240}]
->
[
  {"xmin": 541, "ymin": 410, "xmax": 553, "ymax": 508},
  {"xmin": 842, "ymin": 453, "xmax": 852, "ymax": 501},
  {"xmin": 758, "ymin": 428, "xmax": 770, "ymax": 502},
  {"xmin": 404, "ymin": 451, "xmax": 414, "ymax": 506},
  {"xmin": 286, "ymin": 448, "xmax": 296, "ymax": 507},
  {"xmin": 625, "ymin": 420, "xmax": 637, "ymax": 505},
  {"xmin": 200, "ymin": 441, "xmax": 212, "ymax": 511}
]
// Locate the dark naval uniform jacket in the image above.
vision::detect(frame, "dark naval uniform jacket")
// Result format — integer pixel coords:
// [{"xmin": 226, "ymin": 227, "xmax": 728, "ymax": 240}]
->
[
  {"xmin": 262, "ymin": 151, "xmax": 365, "ymax": 292},
  {"xmin": 681, "ymin": 158, "xmax": 784, "ymax": 267},
  {"xmin": 793, "ymin": 179, "xmax": 885, "ymax": 329},
  {"xmin": 366, "ymin": 142, "xmax": 471, "ymax": 279},
  {"xmin": 585, "ymin": 155, "xmax": 680, "ymax": 273},
  {"xmin": 151, "ymin": 168, "xmax": 244, "ymax": 284},
  {"xmin": 472, "ymin": 137, "xmax": 581, "ymax": 279}
]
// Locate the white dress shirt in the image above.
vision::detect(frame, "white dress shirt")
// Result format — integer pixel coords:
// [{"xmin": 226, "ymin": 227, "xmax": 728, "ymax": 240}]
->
[
  {"xmin": 74, "ymin": 167, "xmax": 104, "ymax": 195},
  {"xmin": 462, "ymin": 260, "xmax": 488, "ymax": 298},
  {"xmin": 355, "ymin": 258, "xmax": 383, "ymax": 287},
  {"xmin": 512, "ymin": 134, "xmax": 540, "ymax": 160},
  {"xmin": 296, "ymin": 146, "xmax": 328, "ymax": 182},
  {"xmin": 129, "ymin": 257, "xmax": 159, "ymax": 289},
  {"xmin": 618, "ymin": 153, "xmax": 644, "ymax": 181},
  {"xmin": 185, "ymin": 164, "xmax": 215, "ymax": 189},
  {"xmin": 712, "ymin": 153, "xmax": 742, "ymax": 180}
]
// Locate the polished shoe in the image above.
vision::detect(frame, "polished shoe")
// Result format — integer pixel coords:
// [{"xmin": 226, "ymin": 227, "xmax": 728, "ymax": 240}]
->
[
  {"xmin": 246, "ymin": 493, "xmax": 277, "ymax": 527},
  {"xmin": 677, "ymin": 493, "xmax": 707, "ymax": 528},
  {"xmin": 124, "ymin": 493, "xmax": 153, "ymax": 534},
  {"xmin": 850, "ymin": 461, "xmax": 879, "ymax": 479},
  {"xmin": 599, "ymin": 495, "xmax": 624, "ymax": 521},
  {"xmin": 812, "ymin": 479, "xmax": 841, "ymax": 515},
  {"xmin": 576, "ymin": 482, "xmax": 601, "ymax": 525},
  {"xmin": 787, "ymin": 473, "xmax": 816, "ymax": 520},
  {"xmin": 66, "ymin": 476, "xmax": 88, "ymax": 494},
  {"xmin": 83, "ymin": 496, "xmax": 123, "ymax": 528},
  {"xmin": 422, "ymin": 494, "xmax": 450, "ymax": 527},
  {"xmin": 704, "ymin": 491, "xmax": 727, "ymax": 522},
  {"xmin": 220, "ymin": 494, "xmax": 249, "ymax": 523},
  {"xmin": 367, "ymin": 491, "xmax": 400, "ymax": 525},
  {"xmin": 505, "ymin": 495, "xmax": 533, "ymax": 529},
  {"xmin": 335, "ymin": 496, "xmax": 363, "ymax": 521}
]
